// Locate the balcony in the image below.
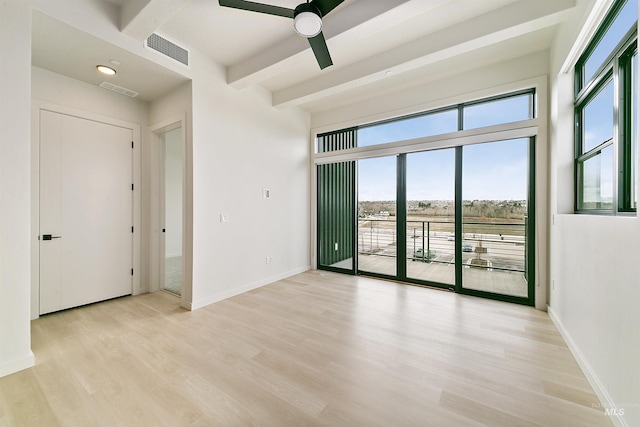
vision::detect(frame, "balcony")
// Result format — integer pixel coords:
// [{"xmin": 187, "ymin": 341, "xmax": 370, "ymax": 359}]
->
[{"xmin": 357, "ymin": 218, "xmax": 528, "ymax": 297}]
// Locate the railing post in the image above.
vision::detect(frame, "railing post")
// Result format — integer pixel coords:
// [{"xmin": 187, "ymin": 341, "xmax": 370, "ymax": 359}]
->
[
  {"xmin": 375, "ymin": 220, "xmax": 378, "ymax": 250},
  {"xmin": 426, "ymin": 221, "xmax": 429, "ymax": 259},
  {"xmin": 370, "ymin": 220, "xmax": 373, "ymax": 253},
  {"xmin": 413, "ymin": 227, "xmax": 416, "ymax": 255}
]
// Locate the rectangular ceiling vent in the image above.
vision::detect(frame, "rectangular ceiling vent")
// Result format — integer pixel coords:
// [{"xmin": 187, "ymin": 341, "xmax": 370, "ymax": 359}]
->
[
  {"xmin": 99, "ymin": 81, "xmax": 139, "ymax": 98},
  {"xmin": 146, "ymin": 33, "xmax": 189, "ymax": 66}
]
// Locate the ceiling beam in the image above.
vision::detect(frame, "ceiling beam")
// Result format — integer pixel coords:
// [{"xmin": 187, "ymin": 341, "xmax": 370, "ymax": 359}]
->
[
  {"xmin": 272, "ymin": 0, "xmax": 576, "ymax": 109},
  {"xmin": 226, "ymin": 0, "xmax": 429, "ymax": 89},
  {"xmin": 120, "ymin": 0, "xmax": 192, "ymax": 41}
]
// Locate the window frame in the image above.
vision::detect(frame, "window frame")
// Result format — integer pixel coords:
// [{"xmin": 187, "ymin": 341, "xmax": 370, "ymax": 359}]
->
[
  {"xmin": 317, "ymin": 89, "xmax": 536, "ymax": 154},
  {"xmin": 574, "ymin": 0, "xmax": 637, "ymax": 214},
  {"xmin": 618, "ymin": 44, "xmax": 638, "ymax": 212}
]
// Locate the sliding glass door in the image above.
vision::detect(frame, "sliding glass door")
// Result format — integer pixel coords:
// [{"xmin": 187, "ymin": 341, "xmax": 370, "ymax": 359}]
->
[
  {"xmin": 357, "ymin": 156, "xmax": 397, "ymax": 277},
  {"xmin": 460, "ymin": 139, "xmax": 534, "ymax": 301},
  {"xmin": 317, "ymin": 142, "xmax": 534, "ymax": 305},
  {"xmin": 405, "ymin": 149, "xmax": 456, "ymax": 287}
]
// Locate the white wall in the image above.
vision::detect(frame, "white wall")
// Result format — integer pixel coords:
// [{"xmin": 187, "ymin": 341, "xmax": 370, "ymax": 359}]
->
[
  {"xmin": 3, "ymin": 0, "xmax": 308, "ymax": 380},
  {"xmin": 188, "ymin": 51, "xmax": 312, "ymax": 309},
  {"xmin": 0, "ymin": 0, "xmax": 35, "ymax": 377},
  {"xmin": 311, "ymin": 51, "xmax": 550, "ymax": 310},
  {"xmin": 31, "ymin": 68, "xmax": 150, "ymax": 123},
  {"xmin": 312, "ymin": 51, "xmax": 550, "ymax": 131},
  {"xmin": 548, "ymin": 1, "xmax": 640, "ymax": 426}
]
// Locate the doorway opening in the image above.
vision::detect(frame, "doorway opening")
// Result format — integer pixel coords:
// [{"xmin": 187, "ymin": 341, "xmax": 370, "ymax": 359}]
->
[
  {"xmin": 162, "ymin": 127, "xmax": 183, "ymax": 296},
  {"xmin": 151, "ymin": 119, "xmax": 188, "ymax": 300}
]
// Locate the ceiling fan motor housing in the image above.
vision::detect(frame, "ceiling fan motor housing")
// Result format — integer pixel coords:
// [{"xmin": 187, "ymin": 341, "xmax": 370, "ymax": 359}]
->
[{"xmin": 293, "ymin": 3, "xmax": 323, "ymax": 38}]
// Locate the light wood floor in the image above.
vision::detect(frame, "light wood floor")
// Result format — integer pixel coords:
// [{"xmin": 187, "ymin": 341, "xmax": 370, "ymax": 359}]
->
[{"xmin": 1, "ymin": 271, "xmax": 610, "ymax": 426}]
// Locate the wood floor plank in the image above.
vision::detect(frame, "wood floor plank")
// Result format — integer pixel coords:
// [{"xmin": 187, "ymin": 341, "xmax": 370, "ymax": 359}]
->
[
  {"xmin": 0, "ymin": 369, "xmax": 59, "ymax": 427},
  {"xmin": 1, "ymin": 270, "xmax": 612, "ymax": 426}
]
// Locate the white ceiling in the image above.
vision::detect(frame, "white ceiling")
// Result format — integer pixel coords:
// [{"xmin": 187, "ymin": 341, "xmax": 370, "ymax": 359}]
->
[{"xmin": 31, "ymin": 0, "xmax": 580, "ymax": 111}]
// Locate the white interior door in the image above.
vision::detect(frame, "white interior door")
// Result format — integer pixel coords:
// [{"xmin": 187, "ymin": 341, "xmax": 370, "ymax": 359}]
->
[{"xmin": 39, "ymin": 110, "xmax": 133, "ymax": 315}]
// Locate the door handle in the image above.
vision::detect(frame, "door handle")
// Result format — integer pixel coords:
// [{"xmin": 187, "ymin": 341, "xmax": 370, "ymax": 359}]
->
[{"xmin": 41, "ymin": 234, "xmax": 62, "ymax": 240}]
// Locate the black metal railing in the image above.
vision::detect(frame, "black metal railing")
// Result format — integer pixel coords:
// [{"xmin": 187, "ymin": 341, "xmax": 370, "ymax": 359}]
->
[{"xmin": 358, "ymin": 218, "xmax": 526, "ymax": 272}]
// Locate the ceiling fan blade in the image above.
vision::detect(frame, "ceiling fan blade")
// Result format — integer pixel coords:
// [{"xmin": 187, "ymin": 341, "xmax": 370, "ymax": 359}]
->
[
  {"xmin": 308, "ymin": 31, "xmax": 333, "ymax": 70},
  {"xmin": 218, "ymin": 0, "xmax": 294, "ymax": 19},
  {"xmin": 310, "ymin": 0, "xmax": 344, "ymax": 17}
]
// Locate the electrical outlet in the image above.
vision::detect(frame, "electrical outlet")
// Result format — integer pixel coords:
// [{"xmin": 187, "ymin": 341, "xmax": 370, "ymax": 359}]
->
[
  {"xmin": 334, "ymin": 242, "xmax": 339, "ymax": 251},
  {"xmin": 265, "ymin": 256, "xmax": 273, "ymax": 265},
  {"xmin": 220, "ymin": 213, "xmax": 229, "ymax": 223},
  {"xmin": 263, "ymin": 189, "xmax": 271, "ymax": 199}
]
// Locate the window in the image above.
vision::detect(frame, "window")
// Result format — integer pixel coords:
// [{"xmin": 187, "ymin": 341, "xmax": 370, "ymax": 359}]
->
[
  {"xmin": 315, "ymin": 88, "xmax": 538, "ymax": 305},
  {"xmin": 575, "ymin": 0, "xmax": 637, "ymax": 213},
  {"xmin": 463, "ymin": 92, "xmax": 534, "ymax": 130},
  {"xmin": 318, "ymin": 90, "xmax": 536, "ymax": 153},
  {"xmin": 358, "ymin": 109, "xmax": 457, "ymax": 147},
  {"xmin": 631, "ymin": 52, "xmax": 638, "ymax": 209}
]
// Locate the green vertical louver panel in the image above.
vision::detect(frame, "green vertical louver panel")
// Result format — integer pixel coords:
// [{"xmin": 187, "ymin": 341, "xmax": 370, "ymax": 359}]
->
[
  {"xmin": 317, "ymin": 127, "xmax": 357, "ymax": 153},
  {"xmin": 317, "ymin": 129, "xmax": 356, "ymax": 270}
]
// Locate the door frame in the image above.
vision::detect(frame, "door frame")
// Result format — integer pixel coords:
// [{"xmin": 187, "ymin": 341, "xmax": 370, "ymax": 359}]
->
[
  {"xmin": 318, "ymin": 138, "xmax": 536, "ymax": 306},
  {"xmin": 31, "ymin": 101, "xmax": 141, "ymax": 319},
  {"xmin": 149, "ymin": 114, "xmax": 192, "ymax": 309},
  {"xmin": 311, "ymin": 76, "xmax": 549, "ymax": 309},
  {"xmin": 454, "ymin": 137, "xmax": 536, "ymax": 306}
]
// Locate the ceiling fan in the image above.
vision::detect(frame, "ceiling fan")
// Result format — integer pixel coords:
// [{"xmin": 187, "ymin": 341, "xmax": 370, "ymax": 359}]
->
[{"xmin": 218, "ymin": 0, "xmax": 344, "ymax": 70}]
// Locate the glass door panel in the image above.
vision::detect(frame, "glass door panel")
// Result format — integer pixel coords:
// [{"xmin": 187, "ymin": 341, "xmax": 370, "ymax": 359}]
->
[
  {"xmin": 317, "ymin": 162, "xmax": 355, "ymax": 272},
  {"xmin": 358, "ymin": 156, "xmax": 397, "ymax": 277},
  {"xmin": 461, "ymin": 138, "xmax": 530, "ymax": 299},
  {"xmin": 405, "ymin": 149, "xmax": 456, "ymax": 286}
]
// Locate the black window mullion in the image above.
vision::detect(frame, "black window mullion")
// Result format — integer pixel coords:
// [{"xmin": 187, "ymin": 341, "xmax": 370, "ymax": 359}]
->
[
  {"xmin": 397, "ymin": 154, "xmax": 407, "ymax": 280},
  {"xmin": 619, "ymin": 46, "xmax": 638, "ymax": 212},
  {"xmin": 454, "ymin": 146, "xmax": 462, "ymax": 293},
  {"xmin": 574, "ymin": 0, "xmax": 637, "ymax": 214}
]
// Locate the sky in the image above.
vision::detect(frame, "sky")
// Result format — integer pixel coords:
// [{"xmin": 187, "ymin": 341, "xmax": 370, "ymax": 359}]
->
[
  {"xmin": 356, "ymin": 94, "xmax": 531, "ymax": 201},
  {"xmin": 583, "ymin": 0, "xmax": 637, "ymax": 84},
  {"xmin": 357, "ymin": 139, "xmax": 528, "ymax": 201}
]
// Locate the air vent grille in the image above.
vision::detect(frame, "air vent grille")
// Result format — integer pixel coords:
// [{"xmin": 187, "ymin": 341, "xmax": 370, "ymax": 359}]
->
[
  {"xmin": 99, "ymin": 81, "xmax": 139, "ymax": 98},
  {"xmin": 146, "ymin": 33, "xmax": 189, "ymax": 66}
]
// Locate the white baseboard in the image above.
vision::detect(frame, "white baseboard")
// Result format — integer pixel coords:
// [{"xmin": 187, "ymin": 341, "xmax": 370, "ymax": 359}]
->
[
  {"xmin": 0, "ymin": 351, "xmax": 35, "ymax": 378},
  {"xmin": 188, "ymin": 265, "xmax": 311, "ymax": 311},
  {"xmin": 547, "ymin": 306, "xmax": 627, "ymax": 427}
]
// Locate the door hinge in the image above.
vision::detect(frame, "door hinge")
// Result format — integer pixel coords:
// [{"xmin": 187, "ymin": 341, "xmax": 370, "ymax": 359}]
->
[
  {"xmin": 131, "ymin": 183, "xmax": 134, "ymax": 191},
  {"xmin": 131, "ymin": 268, "xmax": 134, "ymax": 275},
  {"xmin": 131, "ymin": 226, "xmax": 134, "ymax": 233},
  {"xmin": 131, "ymin": 141, "xmax": 134, "ymax": 148}
]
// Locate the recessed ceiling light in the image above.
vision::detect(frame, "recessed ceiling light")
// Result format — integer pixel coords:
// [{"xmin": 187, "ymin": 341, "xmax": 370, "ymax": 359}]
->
[
  {"xmin": 385, "ymin": 70, "xmax": 394, "ymax": 77},
  {"xmin": 97, "ymin": 65, "xmax": 116, "ymax": 75}
]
